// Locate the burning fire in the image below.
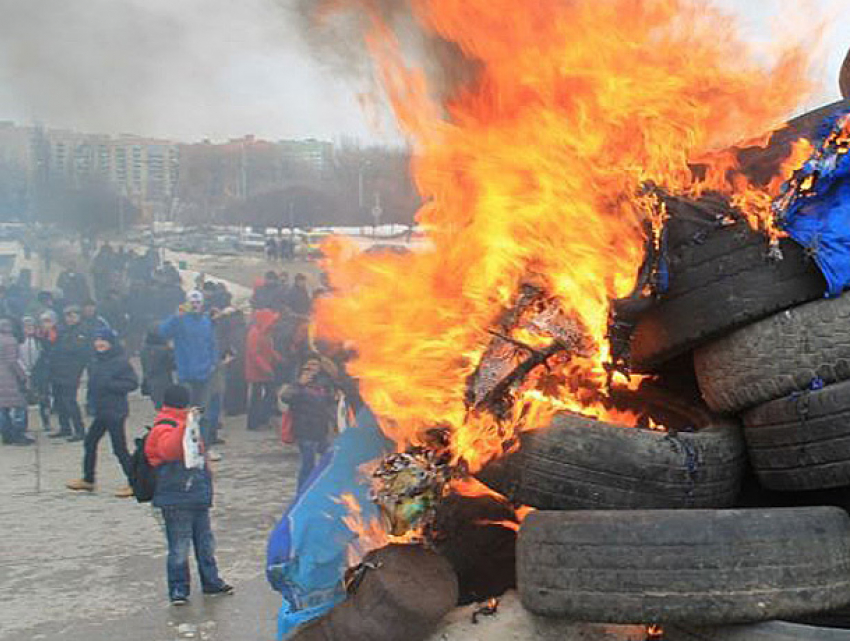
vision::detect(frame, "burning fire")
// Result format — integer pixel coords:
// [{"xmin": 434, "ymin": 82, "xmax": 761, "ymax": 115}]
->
[{"xmin": 316, "ymin": 0, "xmax": 814, "ymax": 473}]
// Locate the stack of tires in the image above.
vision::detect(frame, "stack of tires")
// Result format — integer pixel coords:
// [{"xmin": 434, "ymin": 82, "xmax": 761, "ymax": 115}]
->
[{"xmin": 477, "ymin": 101, "xmax": 850, "ymax": 638}]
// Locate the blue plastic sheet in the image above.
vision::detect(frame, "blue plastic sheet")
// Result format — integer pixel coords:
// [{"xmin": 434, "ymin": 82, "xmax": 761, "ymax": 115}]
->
[
  {"xmin": 266, "ymin": 406, "xmax": 392, "ymax": 639},
  {"xmin": 777, "ymin": 107, "xmax": 850, "ymax": 297}
]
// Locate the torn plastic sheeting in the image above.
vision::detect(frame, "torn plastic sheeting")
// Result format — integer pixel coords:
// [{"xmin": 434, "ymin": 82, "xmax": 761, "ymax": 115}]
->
[
  {"xmin": 266, "ymin": 405, "xmax": 392, "ymax": 640},
  {"xmin": 778, "ymin": 107, "xmax": 850, "ymax": 297}
]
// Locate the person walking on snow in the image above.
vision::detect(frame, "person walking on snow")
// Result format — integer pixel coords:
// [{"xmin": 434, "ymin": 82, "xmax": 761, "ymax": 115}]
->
[
  {"xmin": 0, "ymin": 319, "xmax": 30, "ymax": 445},
  {"xmin": 66, "ymin": 328, "xmax": 138, "ymax": 497},
  {"xmin": 145, "ymin": 384, "xmax": 233, "ymax": 605},
  {"xmin": 159, "ymin": 290, "xmax": 218, "ymax": 446}
]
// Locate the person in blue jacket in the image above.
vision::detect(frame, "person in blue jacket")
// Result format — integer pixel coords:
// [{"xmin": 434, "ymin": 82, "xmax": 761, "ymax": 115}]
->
[{"xmin": 159, "ymin": 290, "xmax": 218, "ymax": 445}]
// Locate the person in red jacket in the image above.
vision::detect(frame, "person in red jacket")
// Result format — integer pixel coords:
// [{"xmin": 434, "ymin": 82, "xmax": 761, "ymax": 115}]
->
[
  {"xmin": 145, "ymin": 384, "xmax": 232, "ymax": 605},
  {"xmin": 245, "ymin": 309, "xmax": 282, "ymax": 430}
]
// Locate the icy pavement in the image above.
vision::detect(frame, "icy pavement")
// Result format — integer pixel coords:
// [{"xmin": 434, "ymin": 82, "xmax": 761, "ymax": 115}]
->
[{"xmin": 0, "ymin": 395, "xmax": 297, "ymax": 641}]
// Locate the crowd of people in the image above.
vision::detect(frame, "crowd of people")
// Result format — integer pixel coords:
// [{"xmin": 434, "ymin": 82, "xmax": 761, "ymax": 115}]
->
[
  {"xmin": 2, "ymin": 238, "xmax": 356, "ymax": 604},
  {"xmin": 1, "ymin": 240, "xmax": 346, "ymax": 470}
]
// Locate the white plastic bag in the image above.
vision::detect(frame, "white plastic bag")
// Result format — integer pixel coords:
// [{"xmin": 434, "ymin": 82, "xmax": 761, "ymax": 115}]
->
[{"xmin": 183, "ymin": 408, "xmax": 205, "ymax": 469}]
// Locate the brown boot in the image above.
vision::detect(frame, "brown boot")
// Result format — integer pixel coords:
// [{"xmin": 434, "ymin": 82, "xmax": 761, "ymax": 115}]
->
[
  {"xmin": 115, "ymin": 485, "xmax": 134, "ymax": 498},
  {"xmin": 66, "ymin": 479, "xmax": 95, "ymax": 492}
]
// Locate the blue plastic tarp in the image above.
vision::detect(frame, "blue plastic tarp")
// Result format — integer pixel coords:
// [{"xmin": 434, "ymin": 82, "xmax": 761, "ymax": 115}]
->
[
  {"xmin": 779, "ymin": 107, "xmax": 850, "ymax": 297},
  {"xmin": 266, "ymin": 406, "xmax": 392, "ymax": 639}
]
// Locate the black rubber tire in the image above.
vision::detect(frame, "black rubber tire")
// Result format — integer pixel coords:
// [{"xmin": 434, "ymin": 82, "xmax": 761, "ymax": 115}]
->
[
  {"xmin": 694, "ymin": 292, "xmax": 850, "ymax": 415},
  {"xmin": 630, "ymin": 221, "xmax": 825, "ymax": 372},
  {"xmin": 741, "ymin": 379, "xmax": 850, "ymax": 491},
  {"xmin": 666, "ymin": 621, "xmax": 850, "ymax": 641},
  {"xmin": 517, "ymin": 507, "xmax": 850, "ymax": 625},
  {"xmin": 477, "ymin": 389, "xmax": 744, "ymax": 510},
  {"xmin": 291, "ymin": 545, "xmax": 458, "ymax": 641}
]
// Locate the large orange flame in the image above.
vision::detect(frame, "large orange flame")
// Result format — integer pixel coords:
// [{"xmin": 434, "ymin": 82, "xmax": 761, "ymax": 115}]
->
[{"xmin": 316, "ymin": 0, "xmax": 813, "ymax": 472}]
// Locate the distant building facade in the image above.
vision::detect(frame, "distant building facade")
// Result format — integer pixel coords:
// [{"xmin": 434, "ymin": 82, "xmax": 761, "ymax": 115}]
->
[{"xmin": 0, "ymin": 121, "xmax": 335, "ymax": 223}]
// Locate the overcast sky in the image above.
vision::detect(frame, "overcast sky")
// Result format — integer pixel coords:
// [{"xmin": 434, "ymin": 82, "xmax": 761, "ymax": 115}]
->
[{"xmin": 0, "ymin": 0, "xmax": 845, "ymax": 143}]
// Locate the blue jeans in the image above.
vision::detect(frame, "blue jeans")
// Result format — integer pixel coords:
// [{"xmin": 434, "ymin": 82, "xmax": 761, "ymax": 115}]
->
[
  {"xmin": 161, "ymin": 507, "xmax": 226, "ymax": 600},
  {"xmin": 297, "ymin": 440, "xmax": 328, "ymax": 492},
  {"xmin": 0, "ymin": 406, "xmax": 27, "ymax": 443}
]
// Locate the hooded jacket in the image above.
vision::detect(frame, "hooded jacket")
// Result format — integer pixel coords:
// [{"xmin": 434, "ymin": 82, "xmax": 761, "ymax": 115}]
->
[
  {"xmin": 245, "ymin": 309, "xmax": 282, "ymax": 383},
  {"xmin": 145, "ymin": 406, "xmax": 213, "ymax": 508},
  {"xmin": 86, "ymin": 343, "xmax": 139, "ymax": 418},
  {"xmin": 50, "ymin": 322, "xmax": 92, "ymax": 386},
  {"xmin": 159, "ymin": 312, "xmax": 218, "ymax": 382}
]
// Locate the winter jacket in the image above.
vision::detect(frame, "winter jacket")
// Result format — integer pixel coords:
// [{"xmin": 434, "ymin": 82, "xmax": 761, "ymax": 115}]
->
[
  {"xmin": 56, "ymin": 271, "xmax": 90, "ymax": 305},
  {"xmin": 145, "ymin": 407, "xmax": 213, "ymax": 509},
  {"xmin": 286, "ymin": 285, "xmax": 312, "ymax": 316},
  {"xmin": 0, "ymin": 333, "xmax": 25, "ymax": 408},
  {"xmin": 281, "ymin": 378, "xmax": 335, "ymax": 442},
  {"xmin": 159, "ymin": 312, "xmax": 218, "ymax": 383},
  {"xmin": 140, "ymin": 340, "xmax": 175, "ymax": 407},
  {"xmin": 50, "ymin": 323, "xmax": 92, "ymax": 386},
  {"xmin": 86, "ymin": 345, "xmax": 138, "ymax": 418},
  {"xmin": 245, "ymin": 309, "xmax": 282, "ymax": 383}
]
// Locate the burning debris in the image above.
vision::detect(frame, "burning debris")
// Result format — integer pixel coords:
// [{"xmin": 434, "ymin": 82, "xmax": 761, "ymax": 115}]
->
[
  {"xmin": 466, "ymin": 283, "xmax": 590, "ymax": 418},
  {"xmin": 269, "ymin": 1, "xmax": 850, "ymax": 640}
]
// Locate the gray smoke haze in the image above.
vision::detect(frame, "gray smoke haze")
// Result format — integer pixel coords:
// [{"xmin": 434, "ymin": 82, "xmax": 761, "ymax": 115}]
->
[
  {"xmin": 0, "ymin": 0, "xmax": 397, "ymax": 141},
  {"xmin": 0, "ymin": 0, "xmax": 845, "ymax": 142}
]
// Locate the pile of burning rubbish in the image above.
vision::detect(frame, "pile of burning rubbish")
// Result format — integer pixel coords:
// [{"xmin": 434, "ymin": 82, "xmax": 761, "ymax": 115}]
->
[{"xmin": 267, "ymin": 2, "xmax": 850, "ymax": 640}]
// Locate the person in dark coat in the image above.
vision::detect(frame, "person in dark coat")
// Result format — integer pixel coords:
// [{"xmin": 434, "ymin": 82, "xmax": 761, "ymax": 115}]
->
[
  {"xmin": 144, "ymin": 384, "xmax": 233, "ymax": 605},
  {"xmin": 141, "ymin": 328, "xmax": 175, "ymax": 410},
  {"xmin": 80, "ymin": 299, "xmax": 110, "ymax": 338},
  {"xmin": 66, "ymin": 328, "xmax": 138, "ymax": 497},
  {"xmin": 99, "ymin": 289, "xmax": 129, "ymax": 338},
  {"xmin": 0, "ymin": 318, "xmax": 29, "ymax": 445},
  {"xmin": 280, "ymin": 355, "xmax": 336, "ymax": 491},
  {"xmin": 286, "ymin": 273, "xmax": 312, "ymax": 317},
  {"xmin": 48, "ymin": 306, "xmax": 91, "ymax": 441},
  {"xmin": 56, "ymin": 263, "xmax": 90, "ymax": 306}
]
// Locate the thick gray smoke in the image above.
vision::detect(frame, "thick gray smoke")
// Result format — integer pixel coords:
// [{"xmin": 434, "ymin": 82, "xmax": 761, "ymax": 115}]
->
[
  {"xmin": 0, "ymin": 0, "xmax": 385, "ymax": 140},
  {"xmin": 292, "ymin": 0, "xmax": 479, "ymax": 111}
]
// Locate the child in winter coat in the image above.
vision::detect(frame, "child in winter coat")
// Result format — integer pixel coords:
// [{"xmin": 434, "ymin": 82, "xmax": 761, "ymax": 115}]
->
[
  {"xmin": 141, "ymin": 328, "xmax": 175, "ymax": 410},
  {"xmin": 144, "ymin": 384, "xmax": 233, "ymax": 605}
]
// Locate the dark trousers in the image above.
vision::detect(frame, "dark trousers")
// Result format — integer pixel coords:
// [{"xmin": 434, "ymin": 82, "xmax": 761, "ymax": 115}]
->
[
  {"xmin": 297, "ymin": 439, "xmax": 329, "ymax": 492},
  {"xmin": 161, "ymin": 507, "xmax": 225, "ymax": 600},
  {"xmin": 0, "ymin": 406, "xmax": 27, "ymax": 443},
  {"xmin": 54, "ymin": 383, "xmax": 84, "ymax": 437},
  {"xmin": 247, "ymin": 382, "xmax": 276, "ymax": 430},
  {"xmin": 82, "ymin": 414, "xmax": 132, "ymax": 483}
]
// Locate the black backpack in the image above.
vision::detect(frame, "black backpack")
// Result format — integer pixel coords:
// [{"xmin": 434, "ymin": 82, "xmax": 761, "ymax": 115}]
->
[{"xmin": 129, "ymin": 419, "xmax": 177, "ymax": 503}]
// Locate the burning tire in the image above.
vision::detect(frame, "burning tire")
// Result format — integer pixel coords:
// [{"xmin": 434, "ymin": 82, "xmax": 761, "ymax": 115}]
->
[
  {"xmin": 517, "ymin": 507, "xmax": 850, "ymax": 625},
  {"xmin": 742, "ymin": 379, "xmax": 850, "ymax": 491},
  {"xmin": 291, "ymin": 544, "xmax": 458, "ymax": 641},
  {"xmin": 666, "ymin": 621, "xmax": 850, "ymax": 640},
  {"xmin": 477, "ymin": 389, "xmax": 744, "ymax": 510},
  {"xmin": 694, "ymin": 292, "xmax": 850, "ymax": 415},
  {"xmin": 630, "ymin": 218, "xmax": 824, "ymax": 372}
]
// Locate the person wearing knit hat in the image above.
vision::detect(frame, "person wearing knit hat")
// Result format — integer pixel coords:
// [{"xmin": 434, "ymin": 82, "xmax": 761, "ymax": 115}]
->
[
  {"xmin": 145, "ymin": 383, "xmax": 233, "ymax": 604},
  {"xmin": 66, "ymin": 326, "xmax": 139, "ymax": 497}
]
